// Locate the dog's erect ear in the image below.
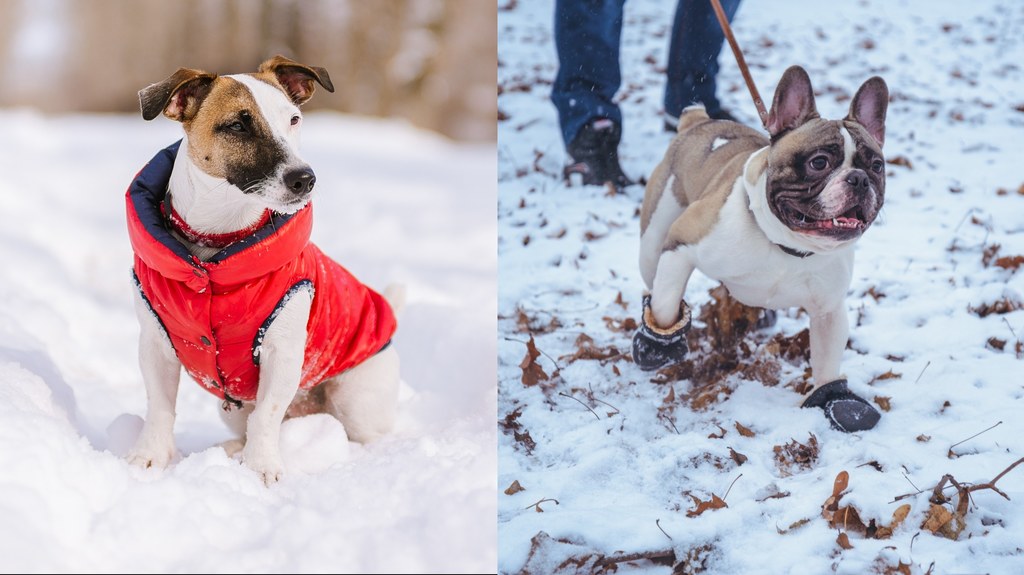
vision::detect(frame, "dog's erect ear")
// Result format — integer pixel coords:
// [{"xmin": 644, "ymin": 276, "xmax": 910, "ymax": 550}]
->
[
  {"xmin": 846, "ymin": 76, "xmax": 888, "ymax": 148},
  {"xmin": 139, "ymin": 68, "xmax": 217, "ymax": 122},
  {"xmin": 766, "ymin": 65, "xmax": 819, "ymax": 138},
  {"xmin": 258, "ymin": 55, "xmax": 335, "ymax": 105}
]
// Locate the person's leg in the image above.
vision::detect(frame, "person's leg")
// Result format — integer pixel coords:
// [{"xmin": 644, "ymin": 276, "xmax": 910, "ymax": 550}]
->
[
  {"xmin": 552, "ymin": 0, "xmax": 625, "ymax": 148},
  {"xmin": 663, "ymin": 0, "xmax": 741, "ymax": 124}
]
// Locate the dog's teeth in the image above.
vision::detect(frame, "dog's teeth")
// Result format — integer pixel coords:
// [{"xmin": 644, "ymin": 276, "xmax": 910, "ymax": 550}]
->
[{"xmin": 833, "ymin": 218, "xmax": 839, "ymax": 227}]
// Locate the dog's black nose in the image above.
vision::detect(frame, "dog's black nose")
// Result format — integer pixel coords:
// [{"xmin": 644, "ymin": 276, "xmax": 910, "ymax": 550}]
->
[
  {"xmin": 284, "ymin": 168, "xmax": 316, "ymax": 195},
  {"xmin": 845, "ymin": 170, "xmax": 869, "ymax": 192}
]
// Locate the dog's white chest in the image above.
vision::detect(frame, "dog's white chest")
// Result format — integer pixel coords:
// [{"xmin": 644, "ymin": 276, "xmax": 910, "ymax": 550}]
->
[{"xmin": 694, "ymin": 183, "xmax": 854, "ymax": 313}]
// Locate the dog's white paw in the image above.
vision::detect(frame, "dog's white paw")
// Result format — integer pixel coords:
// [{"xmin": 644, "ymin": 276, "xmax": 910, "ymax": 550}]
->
[
  {"xmin": 242, "ymin": 444, "xmax": 285, "ymax": 486},
  {"xmin": 126, "ymin": 440, "xmax": 175, "ymax": 470}
]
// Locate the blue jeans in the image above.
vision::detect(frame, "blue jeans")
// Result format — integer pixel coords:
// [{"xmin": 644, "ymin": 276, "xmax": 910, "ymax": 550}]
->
[{"xmin": 552, "ymin": 0, "xmax": 741, "ymax": 147}]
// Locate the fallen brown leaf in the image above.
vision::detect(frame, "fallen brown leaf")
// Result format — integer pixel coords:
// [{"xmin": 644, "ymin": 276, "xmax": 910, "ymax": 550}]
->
[
  {"xmin": 708, "ymin": 424, "xmax": 727, "ymax": 439},
  {"xmin": 995, "ymin": 255, "xmax": 1024, "ymax": 271},
  {"xmin": 686, "ymin": 493, "xmax": 727, "ymax": 517},
  {"xmin": 874, "ymin": 396, "xmax": 892, "ymax": 412},
  {"xmin": 836, "ymin": 532, "xmax": 854, "ymax": 550},
  {"xmin": 886, "ymin": 155, "xmax": 914, "ymax": 169},
  {"xmin": 520, "ymin": 336, "xmax": 548, "ymax": 386},
  {"xmin": 504, "ymin": 480, "xmax": 526, "ymax": 495},
  {"xmin": 735, "ymin": 422, "xmax": 756, "ymax": 437}
]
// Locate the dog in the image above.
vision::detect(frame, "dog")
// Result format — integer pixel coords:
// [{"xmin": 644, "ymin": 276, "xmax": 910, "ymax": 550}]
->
[
  {"xmin": 632, "ymin": 65, "xmax": 888, "ymax": 432},
  {"xmin": 125, "ymin": 56, "xmax": 402, "ymax": 484}
]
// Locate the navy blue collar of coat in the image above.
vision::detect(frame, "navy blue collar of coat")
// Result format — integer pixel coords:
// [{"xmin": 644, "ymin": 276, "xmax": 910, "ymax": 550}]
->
[{"xmin": 128, "ymin": 141, "xmax": 296, "ymax": 264}]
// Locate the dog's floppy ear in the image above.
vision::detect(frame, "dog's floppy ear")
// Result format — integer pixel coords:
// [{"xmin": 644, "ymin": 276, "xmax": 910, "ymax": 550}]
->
[
  {"xmin": 139, "ymin": 68, "xmax": 217, "ymax": 122},
  {"xmin": 766, "ymin": 65, "xmax": 819, "ymax": 138},
  {"xmin": 258, "ymin": 55, "xmax": 335, "ymax": 105},
  {"xmin": 846, "ymin": 76, "xmax": 888, "ymax": 148}
]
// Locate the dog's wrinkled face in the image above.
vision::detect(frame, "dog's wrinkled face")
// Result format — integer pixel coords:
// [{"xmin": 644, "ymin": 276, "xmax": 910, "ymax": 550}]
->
[
  {"xmin": 763, "ymin": 66, "xmax": 888, "ymax": 247},
  {"xmin": 767, "ymin": 119, "xmax": 885, "ymax": 242},
  {"xmin": 139, "ymin": 56, "xmax": 335, "ymax": 214}
]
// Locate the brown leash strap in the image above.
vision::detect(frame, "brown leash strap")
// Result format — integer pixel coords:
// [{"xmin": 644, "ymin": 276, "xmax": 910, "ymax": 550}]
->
[{"xmin": 709, "ymin": 0, "xmax": 768, "ymax": 127}]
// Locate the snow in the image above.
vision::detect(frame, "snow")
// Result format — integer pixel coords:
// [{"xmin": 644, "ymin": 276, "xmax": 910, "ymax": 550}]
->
[
  {"xmin": 0, "ymin": 110, "xmax": 496, "ymax": 572},
  {"xmin": 499, "ymin": 1, "xmax": 1024, "ymax": 573}
]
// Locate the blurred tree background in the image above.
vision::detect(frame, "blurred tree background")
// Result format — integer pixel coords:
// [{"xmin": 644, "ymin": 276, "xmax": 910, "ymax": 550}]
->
[{"xmin": 0, "ymin": 0, "xmax": 496, "ymax": 142}]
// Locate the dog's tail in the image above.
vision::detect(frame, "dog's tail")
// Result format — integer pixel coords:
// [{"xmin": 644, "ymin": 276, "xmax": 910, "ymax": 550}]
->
[{"xmin": 382, "ymin": 283, "xmax": 407, "ymax": 316}]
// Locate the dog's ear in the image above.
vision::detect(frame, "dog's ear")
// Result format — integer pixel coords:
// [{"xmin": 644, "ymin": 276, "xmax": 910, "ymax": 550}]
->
[
  {"xmin": 846, "ymin": 76, "xmax": 888, "ymax": 148},
  {"xmin": 258, "ymin": 55, "xmax": 335, "ymax": 105},
  {"xmin": 139, "ymin": 68, "xmax": 217, "ymax": 122},
  {"xmin": 766, "ymin": 65, "xmax": 819, "ymax": 138}
]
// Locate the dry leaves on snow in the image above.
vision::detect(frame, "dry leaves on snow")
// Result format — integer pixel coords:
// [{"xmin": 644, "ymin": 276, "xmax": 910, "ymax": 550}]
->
[
  {"xmin": 821, "ymin": 471, "xmax": 911, "ymax": 540},
  {"xmin": 773, "ymin": 434, "xmax": 820, "ymax": 476}
]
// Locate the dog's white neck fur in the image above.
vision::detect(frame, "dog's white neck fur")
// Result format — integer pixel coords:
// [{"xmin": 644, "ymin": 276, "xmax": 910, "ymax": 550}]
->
[
  {"xmin": 168, "ymin": 74, "xmax": 304, "ymax": 238},
  {"xmin": 168, "ymin": 139, "xmax": 268, "ymax": 235}
]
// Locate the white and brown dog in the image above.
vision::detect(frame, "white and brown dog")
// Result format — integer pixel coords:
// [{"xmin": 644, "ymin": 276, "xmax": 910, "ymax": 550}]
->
[
  {"xmin": 633, "ymin": 66, "xmax": 888, "ymax": 432},
  {"xmin": 125, "ymin": 56, "xmax": 402, "ymax": 483}
]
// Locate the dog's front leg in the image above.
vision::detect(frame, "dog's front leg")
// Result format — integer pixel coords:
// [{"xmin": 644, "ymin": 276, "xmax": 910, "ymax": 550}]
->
[
  {"xmin": 633, "ymin": 247, "xmax": 697, "ymax": 370},
  {"xmin": 242, "ymin": 287, "xmax": 313, "ymax": 485},
  {"xmin": 804, "ymin": 306, "xmax": 880, "ymax": 431},
  {"xmin": 808, "ymin": 306, "xmax": 848, "ymax": 385},
  {"xmin": 128, "ymin": 290, "xmax": 182, "ymax": 469}
]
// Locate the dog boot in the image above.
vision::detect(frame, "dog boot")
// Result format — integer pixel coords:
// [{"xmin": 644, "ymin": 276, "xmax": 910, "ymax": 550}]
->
[
  {"xmin": 632, "ymin": 294, "xmax": 691, "ymax": 371},
  {"xmin": 801, "ymin": 379, "xmax": 881, "ymax": 432},
  {"xmin": 755, "ymin": 309, "xmax": 778, "ymax": 330}
]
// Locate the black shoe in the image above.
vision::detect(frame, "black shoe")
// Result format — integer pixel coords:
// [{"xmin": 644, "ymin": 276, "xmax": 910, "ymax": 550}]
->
[
  {"xmin": 564, "ymin": 118, "xmax": 634, "ymax": 190},
  {"xmin": 632, "ymin": 294, "xmax": 692, "ymax": 371},
  {"xmin": 801, "ymin": 379, "xmax": 881, "ymax": 432}
]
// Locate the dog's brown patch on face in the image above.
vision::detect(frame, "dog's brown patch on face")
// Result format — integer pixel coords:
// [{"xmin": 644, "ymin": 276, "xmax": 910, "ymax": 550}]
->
[{"xmin": 181, "ymin": 77, "xmax": 287, "ymax": 190}]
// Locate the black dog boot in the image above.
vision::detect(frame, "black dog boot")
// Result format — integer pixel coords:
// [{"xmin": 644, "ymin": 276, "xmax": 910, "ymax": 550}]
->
[
  {"xmin": 801, "ymin": 379, "xmax": 881, "ymax": 432},
  {"xmin": 632, "ymin": 295, "xmax": 691, "ymax": 371}
]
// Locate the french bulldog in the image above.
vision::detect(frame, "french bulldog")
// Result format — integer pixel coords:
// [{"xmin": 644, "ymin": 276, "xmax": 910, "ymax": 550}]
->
[{"xmin": 632, "ymin": 65, "xmax": 888, "ymax": 432}]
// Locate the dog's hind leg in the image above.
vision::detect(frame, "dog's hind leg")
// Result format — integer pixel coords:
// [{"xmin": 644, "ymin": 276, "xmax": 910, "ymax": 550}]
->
[
  {"xmin": 127, "ymin": 289, "xmax": 182, "ymax": 470},
  {"xmin": 639, "ymin": 142, "xmax": 687, "ymax": 289},
  {"xmin": 321, "ymin": 344, "xmax": 400, "ymax": 444},
  {"xmin": 218, "ymin": 403, "xmax": 254, "ymax": 457}
]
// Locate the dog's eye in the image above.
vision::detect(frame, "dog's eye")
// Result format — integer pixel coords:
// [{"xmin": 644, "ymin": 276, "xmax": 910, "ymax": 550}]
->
[
  {"xmin": 290, "ymin": 115, "xmax": 300, "ymax": 126},
  {"xmin": 228, "ymin": 121, "xmax": 246, "ymax": 133},
  {"xmin": 808, "ymin": 155, "xmax": 829, "ymax": 171},
  {"xmin": 871, "ymin": 159, "xmax": 884, "ymax": 173}
]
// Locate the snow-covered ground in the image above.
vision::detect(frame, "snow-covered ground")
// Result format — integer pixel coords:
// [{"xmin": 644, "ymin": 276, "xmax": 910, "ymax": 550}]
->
[
  {"xmin": 499, "ymin": 1, "xmax": 1024, "ymax": 573},
  {"xmin": 0, "ymin": 111, "xmax": 496, "ymax": 572}
]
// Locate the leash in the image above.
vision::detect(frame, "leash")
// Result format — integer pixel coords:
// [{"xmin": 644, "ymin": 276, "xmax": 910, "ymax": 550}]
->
[{"xmin": 709, "ymin": 0, "xmax": 768, "ymax": 128}]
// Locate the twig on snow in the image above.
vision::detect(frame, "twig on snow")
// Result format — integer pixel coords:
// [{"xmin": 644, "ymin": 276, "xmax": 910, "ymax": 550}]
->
[
  {"xmin": 914, "ymin": 360, "xmax": 931, "ymax": 384},
  {"xmin": 524, "ymin": 497, "xmax": 559, "ymax": 512},
  {"xmin": 891, "ymin": 456, "xmax": 1024, "ymax": 504},
  {"xmin": 593, "ymin": 549, "xmax": 676, "ymax": 568},
  {"xmin": 948, "ymin": 420, "xmax": 1002, "ymax": 458},
  {"xmin": 723, "ymin": 473, "xmax": 743, "ymax": 501},
  {"xmin": 656, "ymin": 518, "xmax": 672, "ymax": 540},
  {"xmin": 504, "ymin": 336, "xmax": 562, "ymax": 371},
  {"xmin": 589, "ymin": 382, "xmax": 621, "ymax": 416},
  {"xmin": 558, "ymin": 392, "xmax": 600, "ymax": 420}
]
